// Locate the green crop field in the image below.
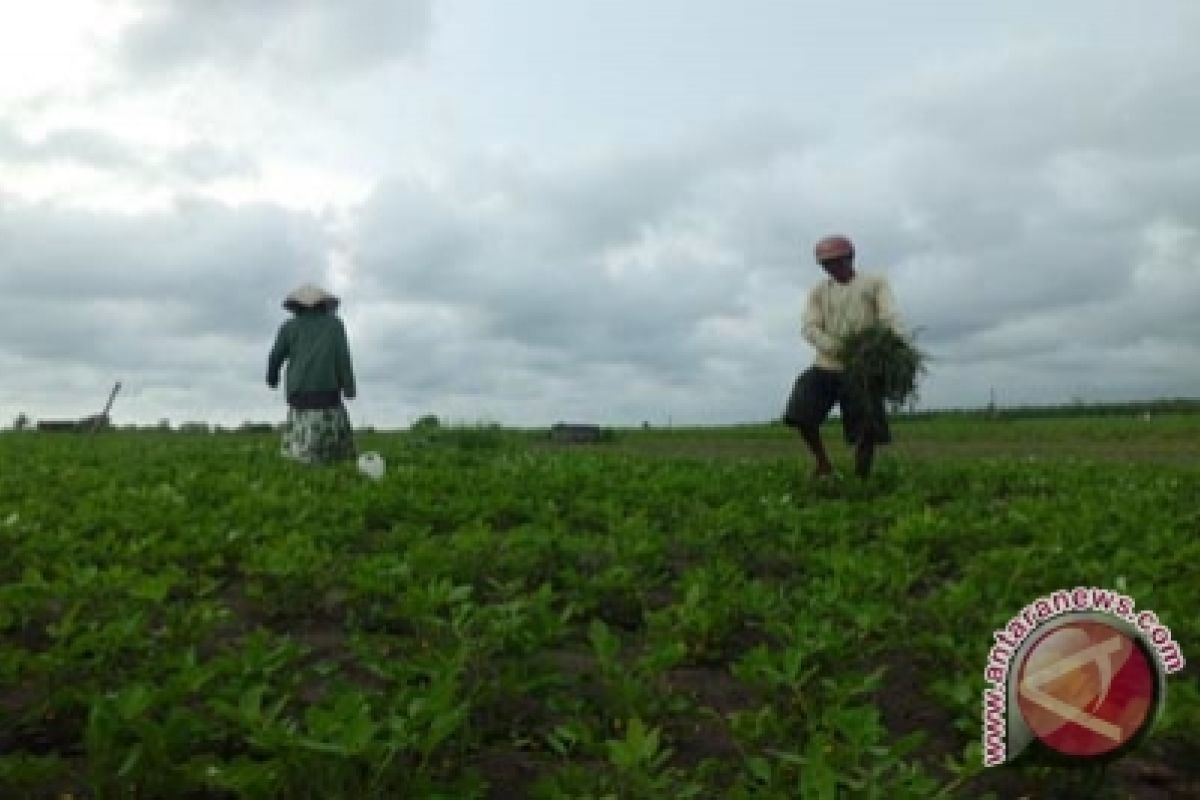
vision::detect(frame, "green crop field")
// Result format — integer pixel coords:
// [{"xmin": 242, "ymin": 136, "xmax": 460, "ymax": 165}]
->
[{"xmin": 1, "ymin": 416, "xmax": 1198, "ymax": 798}]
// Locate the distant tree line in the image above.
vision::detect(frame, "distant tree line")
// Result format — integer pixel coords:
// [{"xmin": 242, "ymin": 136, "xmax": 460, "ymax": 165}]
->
[
  {"xmin": 9, "ymin": 398, "xmax": 1198, "ymax": 434},
  {"xmin": 889, "ymin": 397, "xmax": 1200, "ymax": 422}
]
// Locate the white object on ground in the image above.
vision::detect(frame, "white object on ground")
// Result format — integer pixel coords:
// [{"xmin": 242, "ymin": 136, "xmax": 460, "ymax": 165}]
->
[{"xmin": 357, "ymin": 451, "xmax": 386, "ymax": 480}]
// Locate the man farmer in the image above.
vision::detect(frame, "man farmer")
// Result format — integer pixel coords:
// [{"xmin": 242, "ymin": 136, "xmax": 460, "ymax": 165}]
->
[
  {"xmin": 267, "ymin": 284, "xmax": 358, "ymax": 464},
  {"xmin": 784, "ymin": 235, "xmax": 904, "ymax": 479}
]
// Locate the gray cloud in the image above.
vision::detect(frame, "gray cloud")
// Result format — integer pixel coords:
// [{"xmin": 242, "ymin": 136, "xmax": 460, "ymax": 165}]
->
[
  {"xmin": 887, "ymin": 41, "xmax": 1200, "ymax": 165},
  {"xmin": 352, "ymin": 122, "xmax": 805, "ymax": 369},
  {"xmin": 0, "ymin": 124, "xmax": 142, "ymax": 170},
  {"xmin": 0, "ymin": 120, "xmax": 257, "ymax": 182},
  {"xmin": 3, "ymin": 6, "xmax": 1199, "ymax": 427},
  {"xmin": 0, "ymin": 196, "xmax": 332, "ymax": 398},
  {"xmin": 334, "ymin": 35, "xmax": 1200, "ymax": 423},
  {"xmin": 166, "ymin": 142, "xmax": 259, "ymax": 182},
  {"xmin": 119, "ymin": 0, "xmax": 434, "ymax": 79}
]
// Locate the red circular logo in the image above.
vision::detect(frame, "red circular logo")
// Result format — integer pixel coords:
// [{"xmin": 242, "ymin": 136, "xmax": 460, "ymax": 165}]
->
[{"xmin": 1016, "ymin": 620, "xmax": 1157, "ymax": 758}]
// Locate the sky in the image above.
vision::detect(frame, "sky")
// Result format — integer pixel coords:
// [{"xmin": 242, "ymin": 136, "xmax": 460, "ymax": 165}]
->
[{"xmin": 1, "ymin": 0, "xmax": 1198, "ymax": 428}]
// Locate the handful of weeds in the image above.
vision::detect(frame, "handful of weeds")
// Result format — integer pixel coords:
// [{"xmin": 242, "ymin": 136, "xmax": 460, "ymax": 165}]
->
[{"xmin": 838, "ymin": 324, "xmax": 927, "ymax": 410}]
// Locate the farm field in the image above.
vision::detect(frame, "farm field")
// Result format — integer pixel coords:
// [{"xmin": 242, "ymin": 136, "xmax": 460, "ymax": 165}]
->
[
  {"xmin": 605, "ymin": 413, "xmax": 1200, "ymax": 465},
  {"xmin": 1, "ymin": 416, "xmax": 1198, "ymax": 798}
]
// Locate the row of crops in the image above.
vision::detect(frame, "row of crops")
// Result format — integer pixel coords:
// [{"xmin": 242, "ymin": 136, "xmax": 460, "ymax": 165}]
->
[{"xmin": 1, "ymin": 428, "xmax": 1197, "ymax": 797}]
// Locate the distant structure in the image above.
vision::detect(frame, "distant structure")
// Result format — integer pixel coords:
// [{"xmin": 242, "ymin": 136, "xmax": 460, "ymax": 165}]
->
[
  {"xmin": 38, "ymin": 382, "xmax": 121, "ymax": 433},
  {"xmin": 82, "ymin": 382, "xmax": 122, "ymax": 432},
  {"xmin": 549, "ymin": 423, "xmax": 606, "ymax": 444}
]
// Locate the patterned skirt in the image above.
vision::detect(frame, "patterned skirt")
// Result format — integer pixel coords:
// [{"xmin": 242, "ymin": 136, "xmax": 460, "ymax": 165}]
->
[{"xmin": 280, "ymin": 406, "xmax": 356, "ymax": 464}]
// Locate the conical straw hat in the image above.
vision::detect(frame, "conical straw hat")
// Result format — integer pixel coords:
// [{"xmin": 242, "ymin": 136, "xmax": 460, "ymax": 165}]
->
[{"xmin": 283, "ymin": 283, "xmax": 339, "ymax": 312}]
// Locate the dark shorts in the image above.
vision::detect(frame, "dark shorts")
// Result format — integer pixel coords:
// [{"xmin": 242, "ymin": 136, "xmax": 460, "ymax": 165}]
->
[{"xmin": 783, "ymin": 367, "xmax": 891, "ymax": 445}]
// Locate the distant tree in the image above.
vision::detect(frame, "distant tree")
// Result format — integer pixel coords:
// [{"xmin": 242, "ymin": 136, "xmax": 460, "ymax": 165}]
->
[
  {"xmin": 412, "ymin": 414, "xmax": 441, "ymax": 431},
  {"xmin": 12, "ymin": 413, "xmax": 30, "ymax": 431}
]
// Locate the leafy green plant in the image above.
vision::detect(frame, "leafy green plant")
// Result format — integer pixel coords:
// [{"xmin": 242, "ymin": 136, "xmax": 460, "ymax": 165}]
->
[
  {"xmin": 2, "ymin": 421, "xmax": 1197, "ymax": 798},
  {"xmin": 838, "ymin": 323, "xmax": 927, "ymax": 411}
]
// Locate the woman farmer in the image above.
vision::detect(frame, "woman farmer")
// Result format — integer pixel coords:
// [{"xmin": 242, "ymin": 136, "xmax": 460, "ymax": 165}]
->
[
  {"xmin": 266, "ymin": 284, "xmax": 358, "ymax": 464},
  {"xmin": 784, "ymin": 235, "xmax": 904, "ymax": 479}
]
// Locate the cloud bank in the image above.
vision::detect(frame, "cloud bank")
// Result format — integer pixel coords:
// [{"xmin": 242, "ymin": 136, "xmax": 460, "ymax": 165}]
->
[{"xmin": 1, "ymin": 2, "xmax": 1197, "ymax": 426}]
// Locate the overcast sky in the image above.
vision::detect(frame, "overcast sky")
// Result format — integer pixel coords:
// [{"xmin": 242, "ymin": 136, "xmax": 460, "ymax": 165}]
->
[{"xmin": 2, "ymin": 0, "xmax": 1198, "ymax": 427}]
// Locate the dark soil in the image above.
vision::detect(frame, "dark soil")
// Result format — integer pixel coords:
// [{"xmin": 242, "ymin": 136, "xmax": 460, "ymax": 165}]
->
[{"xmin": 871, "ymin": 649, "xmax": 1200, "ymax": 799}]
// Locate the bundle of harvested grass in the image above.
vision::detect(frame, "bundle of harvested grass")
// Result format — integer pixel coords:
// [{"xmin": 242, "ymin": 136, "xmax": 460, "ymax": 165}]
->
[{"xmin": 837, "ymin": 324, "xmax": 927, "ymax": 410}]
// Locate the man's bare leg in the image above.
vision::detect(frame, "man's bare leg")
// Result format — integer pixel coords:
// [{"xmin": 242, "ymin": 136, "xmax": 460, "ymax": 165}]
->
[
  {"xmin": 799, "ymin": 423, "xmax": 835, "ymax": 477},
  {"xmin": 854, "ymin": 432, "xmax": 875, "ymax": 479}
]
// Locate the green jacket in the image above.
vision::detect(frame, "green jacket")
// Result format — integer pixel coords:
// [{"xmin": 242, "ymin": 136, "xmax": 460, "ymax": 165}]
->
[{"xmin": 267, "ymin": 311, "xmax": 357, "ymax": 400}]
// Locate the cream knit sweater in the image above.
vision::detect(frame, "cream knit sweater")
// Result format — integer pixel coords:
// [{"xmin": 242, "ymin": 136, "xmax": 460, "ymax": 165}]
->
[{"xmin": 801, "ymin": 272, "xmax": 903, "ymax": 371}]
